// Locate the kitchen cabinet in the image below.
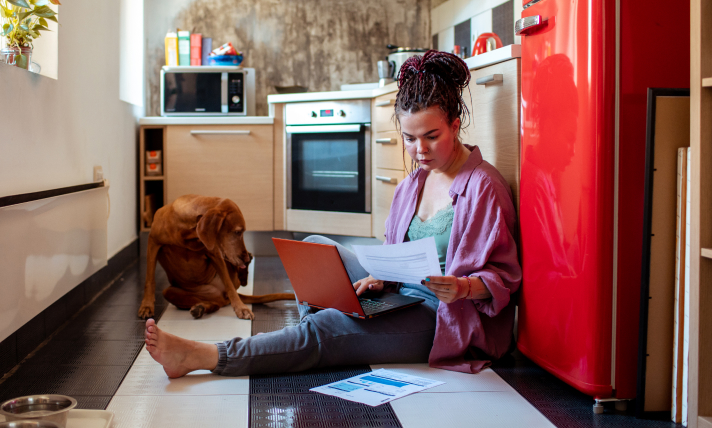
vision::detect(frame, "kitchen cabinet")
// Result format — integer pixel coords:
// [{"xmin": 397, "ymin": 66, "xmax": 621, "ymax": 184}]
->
[
  {"xmin": 463, "ymin": 58, "xmax": 521, "ymax": 213},
  {"xmin": 371, "ymin": 92, "xmax": 405, "ymax": 239},
  {"xmin": 138, "ymin": 122, "xmax": 275, "ymax": 232}
]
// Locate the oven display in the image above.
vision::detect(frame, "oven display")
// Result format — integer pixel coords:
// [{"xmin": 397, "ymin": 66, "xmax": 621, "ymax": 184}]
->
[{"xmin": 320, "ymin": 109, "xmax": 334, "ymax": 117}]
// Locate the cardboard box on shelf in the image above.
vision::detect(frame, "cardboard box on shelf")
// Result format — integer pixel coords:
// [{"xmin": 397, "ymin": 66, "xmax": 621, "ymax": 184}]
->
[{"xmin": 164, "ymin": 31, "xmax": 178, "ymax": 66}]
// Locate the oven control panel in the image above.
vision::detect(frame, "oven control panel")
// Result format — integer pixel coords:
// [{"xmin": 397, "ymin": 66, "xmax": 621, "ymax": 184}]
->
[{"xmin": 285, "ymin": 100, "xmax": 371, "ymax": 125}]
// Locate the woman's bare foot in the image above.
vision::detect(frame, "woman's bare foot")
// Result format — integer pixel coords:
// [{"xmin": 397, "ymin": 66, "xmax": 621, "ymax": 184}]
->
[{"xmin": 144, "ymin": 319, "xmax": 219, "ymax": 378}]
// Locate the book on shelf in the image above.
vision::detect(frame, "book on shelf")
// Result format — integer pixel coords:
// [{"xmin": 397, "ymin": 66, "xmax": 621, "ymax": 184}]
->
[
  {"xmin": 190, "ymin": 33, "xmax": 202, "ymax": 65},
  {"xmin": 201, "ymin": 37, "xmax": 212, "ymax": 66},
  {"xmin": 164, "ymin": 31, "xmax": 178, "ymax": 66},
  {"xmin": 178, "ymin": 30, "xmax": 191, "ymax": 66}
]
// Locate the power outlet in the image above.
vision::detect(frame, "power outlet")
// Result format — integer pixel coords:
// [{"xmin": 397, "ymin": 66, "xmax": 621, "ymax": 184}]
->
[{"xmin": 93, "ymin": 166, "xmax": 103, "ymax": 182}]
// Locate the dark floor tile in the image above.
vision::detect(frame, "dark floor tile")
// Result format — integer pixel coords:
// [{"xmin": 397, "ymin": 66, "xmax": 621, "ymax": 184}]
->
[
  {"xmin": 0, "ymin": 334, "xmax": 17, "ymax": 377},
  {"xmin": 74, "ymin": 395, "xmax": 113, "ymax": 410},
  {"xmin": 52, "ymin": 320, "xmax": 146, "ymax": 342},
  {"xmin": 0, "ymin": 364, "xmax": 131, "ymax": 401},
  {"xmin": 250, "ymin": 366, "xmax": 372, "ymax": 395},
  {"xmin": 26, "ymin": 340, "xmax": 144, "ymax": 366},
  {"xmin": 15, "ymin": 313, "xmax": 45, "ymax": 359}
]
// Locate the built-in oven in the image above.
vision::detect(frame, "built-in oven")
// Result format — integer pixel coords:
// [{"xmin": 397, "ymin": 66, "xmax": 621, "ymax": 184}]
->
[{"xmin": 286, "ymin": 100, "xmax": 371, "ymax": 213}]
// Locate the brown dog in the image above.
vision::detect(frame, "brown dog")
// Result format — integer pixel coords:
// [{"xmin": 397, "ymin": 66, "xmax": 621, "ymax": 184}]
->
[{"xmin": 138, "ymin": 195, "xmax": 294, "ymax": 320}]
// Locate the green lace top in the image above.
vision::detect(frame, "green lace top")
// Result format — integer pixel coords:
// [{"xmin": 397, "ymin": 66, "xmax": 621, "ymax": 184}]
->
[{"xmin": 406, "ymin": 203, "xmax": 454, "ymax": 275}]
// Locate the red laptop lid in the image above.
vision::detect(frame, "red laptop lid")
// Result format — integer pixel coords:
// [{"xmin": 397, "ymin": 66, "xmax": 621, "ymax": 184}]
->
[{"xmin": 272, "ymin": 238, "xmax": 365, "ymax": 316}]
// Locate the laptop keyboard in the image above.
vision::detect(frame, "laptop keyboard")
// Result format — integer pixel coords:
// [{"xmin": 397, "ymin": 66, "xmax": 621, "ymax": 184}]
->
[{"xmin": 359, "ymin": 298, "xmax": 395, "ymax": 315}]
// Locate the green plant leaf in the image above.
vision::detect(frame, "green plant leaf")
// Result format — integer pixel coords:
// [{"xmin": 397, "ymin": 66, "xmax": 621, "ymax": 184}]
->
[
  {"xmin": 1, "ymin": 5, "xmax": 12, "ymax": 18},
  {"xmin": 19, "ymin": 23, "xmax": 28, "ymax": 30},
  {"xmin": 32, "ymin": 24, "xmax": 47, "ymax": 31},
  {"xmin": 6, "ymin": 0, "xmax": 30, "ymax": 8},
  {"xmin": 1, "ymin": 23, "xmax": 11, "ymax": 36},
  {"xmin": 38, "ymin": 17, "xmax": 46, "ymax": 26},
  {"xmin": 32, "ymin": 5, "xmax": 54, "ymax": 17},
  {"xmin": 32, "ymin": 0, "xmax": 49, "ymax": 5},
  {"xmin": 17, "ymin": 10, "xmax": 32, "ymax": 20},
  {"xmin": 16, "ymin": 53, "xmax": 28, "ymax": 69},
  {"xmin": 43, "ymin": 14, "xmax": 56, "ymax": 22}
]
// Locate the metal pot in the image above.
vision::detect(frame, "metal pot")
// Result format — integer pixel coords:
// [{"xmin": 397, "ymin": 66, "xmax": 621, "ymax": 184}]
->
[
  {"xmin": 0, "ymin": 395, "xmax": 77, "ymax": 428},
  {"xmin": 386, "ymin": 44, "xmax": 429, "ymax": 80}
]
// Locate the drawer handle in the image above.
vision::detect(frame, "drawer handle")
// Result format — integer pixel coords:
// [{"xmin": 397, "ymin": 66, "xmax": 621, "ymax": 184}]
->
[
  {"xmin": 376, "ymin": 99, "xmax": 395, "ymax": 107},
  {"xmin": 375, "ymin": 138, "xmax": 396, "ymax": 144},
  {"xmin": 476, "ymin": 74, "xmax": 503, "ymax": 85},
  {"xmin": 190, "ymin": 130, "xmax": 251, "ymax": 135},
  {"xmin": 376, "ymin": 176, "xmax": 398, "ymax": 184}
]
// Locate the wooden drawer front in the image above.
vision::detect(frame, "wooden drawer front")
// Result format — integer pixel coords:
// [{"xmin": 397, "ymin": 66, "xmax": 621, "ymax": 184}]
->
[
  {"xmin": 372, "ymin": 168, "xmax": 406, "ymax": 239},
  {"xmin": 465, "ymin": 58, "xmax": 521, "ymax": 211},
  {"xmin": 373, "ymin": 92, "xmax": 398, "ymax": 133},
  {"xmin": 166, "ymin": 125, "xmax": 274, "ymax": 231},
  {"xmin": 374, "ymin": 130, "xmax": 406, "ymax": 170}
]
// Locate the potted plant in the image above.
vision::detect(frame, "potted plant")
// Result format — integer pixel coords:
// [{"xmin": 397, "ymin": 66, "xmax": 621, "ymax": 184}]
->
[{"xmin": 1, "ymin": 0, "xmax": 59, "ymax": 70}]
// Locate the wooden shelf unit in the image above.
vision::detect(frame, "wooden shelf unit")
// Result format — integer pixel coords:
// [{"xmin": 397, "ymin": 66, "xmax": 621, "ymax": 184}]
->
[
  {"xmin": 689, "ymin": 0, "xmax": 712, "ymax": 425},
  {"xmin": 139, "ymin": 126, "xmax": 167, "ymax": 232}
]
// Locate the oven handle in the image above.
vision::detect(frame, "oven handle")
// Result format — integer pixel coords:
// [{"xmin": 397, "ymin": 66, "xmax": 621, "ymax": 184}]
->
[
  {"xmin": 286, "ymin": 124, "xmax": 363, "ymax": 134},
  {"xmin": 190, "ymin": 130, "xmax": 251, "ymax": 135}
]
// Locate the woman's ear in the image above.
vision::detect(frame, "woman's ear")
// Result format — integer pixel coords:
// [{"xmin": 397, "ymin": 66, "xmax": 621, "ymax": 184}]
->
[
  {"xmin": 196, "ymin": 208, "xmax": 226, "ymax": 252},
  {"xmin": 451, "ymin": 117, "xmax": 461, "ymax": 135}
]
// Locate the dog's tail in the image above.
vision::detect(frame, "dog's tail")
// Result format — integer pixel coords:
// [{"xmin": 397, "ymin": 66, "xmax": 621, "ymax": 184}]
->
[{"xmin": 237, "ymin": 293, "xmax": 295, "ymax": 304}]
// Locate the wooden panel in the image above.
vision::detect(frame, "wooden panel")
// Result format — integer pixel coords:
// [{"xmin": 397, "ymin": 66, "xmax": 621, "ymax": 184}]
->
[
  {"xmin": 139, "ymin": 126, "xmax": 166, "ymax": 232},
  {"xmin": 372, "ymin": 168, "xmax": 406, "ymax": 239},
  {"xmin": 643, "ymin": 96, "xmax": 690, "ymax": 412},
  {"xmin": 374, "ymin": 130, "xmax": 407, "ymax": 170},
  {"xmin": 373, "ymin": 92, "xmax": 398, "ymax": 133},
  {"xmin": 272, "ymin": 103, "xmax": 286, "ymax": 230},
  {"xmin": 690, "ymin": 0, "xmax": 712, "ymax": 424},
  {"xmin": 463, "ymin": 58, "xmax": 521, "ymax": 212},
  {"xmin": 166, "ymin": 124, "xmax": 274, "ymax": 231},
  {"xmin": 286, "ymin": 209, "xmax": 371, "ymax": 237}
]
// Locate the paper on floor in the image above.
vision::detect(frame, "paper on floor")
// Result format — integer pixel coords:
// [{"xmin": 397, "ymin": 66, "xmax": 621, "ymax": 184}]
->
[
  {"xmin": 352, "ymin": 237, "xmax": 441, "ymax": 284},
  {"xmin": 310, "ymin": 368, "xmax": 444, "ymax": 407}
]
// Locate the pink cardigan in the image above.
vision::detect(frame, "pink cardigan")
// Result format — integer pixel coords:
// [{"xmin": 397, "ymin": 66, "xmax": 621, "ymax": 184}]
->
[{"xmin": 384, "ymin": 145, "xmax": 522, "ymax": 373}]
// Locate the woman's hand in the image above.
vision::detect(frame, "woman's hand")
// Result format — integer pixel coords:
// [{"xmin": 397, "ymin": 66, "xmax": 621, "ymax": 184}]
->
[
  {"xmin": 353, "ymin": 275, "xmax": 385, "ymax": 296},
  {"xmin": 421, "ymin": 276, "xmax": 468, "ymax": 303}
]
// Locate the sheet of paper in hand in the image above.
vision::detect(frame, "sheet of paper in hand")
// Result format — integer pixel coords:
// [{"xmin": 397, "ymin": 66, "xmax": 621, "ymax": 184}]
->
[
  {"xmin": 352, "ymin": 237, "xmax": 442, "ymax": 284},
  {"xmin": 310, "ymin": 369, "xmax": 445, "ymax": 406}
]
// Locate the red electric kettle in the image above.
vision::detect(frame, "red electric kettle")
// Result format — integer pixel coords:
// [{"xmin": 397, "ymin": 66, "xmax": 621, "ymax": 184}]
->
[{"xmin": 472, "ymin": 32, "xmax": 503, "ymax": 56}]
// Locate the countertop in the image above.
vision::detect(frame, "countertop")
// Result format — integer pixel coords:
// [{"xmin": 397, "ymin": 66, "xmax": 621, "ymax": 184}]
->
[
  {"xmin": 139, "ymin": 116, "xmax": 274, "ymax": 125},
  {"xmin": 267, "ymin": 44, "xmax": 521, "ymax": 104}
]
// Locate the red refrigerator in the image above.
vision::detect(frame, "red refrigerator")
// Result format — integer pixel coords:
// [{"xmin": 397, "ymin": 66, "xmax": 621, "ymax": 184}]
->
[{"xmin": 516, "ymin": 0, "xmax": 689, "ymax": 401}]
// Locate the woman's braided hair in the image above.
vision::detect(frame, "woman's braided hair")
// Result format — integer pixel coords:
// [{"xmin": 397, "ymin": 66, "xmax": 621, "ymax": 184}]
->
[{"xmin": 394, "ymin": 50, "xmax": 471, "ymax": 172}]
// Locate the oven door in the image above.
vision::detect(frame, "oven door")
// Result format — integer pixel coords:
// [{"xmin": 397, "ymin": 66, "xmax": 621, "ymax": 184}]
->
[{"xmin": 287, "ymin": 124, "xmax": 371, "ymax": 213}]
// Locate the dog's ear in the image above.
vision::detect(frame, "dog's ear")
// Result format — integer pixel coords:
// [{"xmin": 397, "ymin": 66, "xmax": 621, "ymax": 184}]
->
[{"xmin": 196, "ymin": 209, "xmax": 226, "ymax": 252}]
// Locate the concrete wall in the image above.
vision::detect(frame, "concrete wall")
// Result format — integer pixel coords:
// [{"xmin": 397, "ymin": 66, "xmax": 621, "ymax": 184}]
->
[
  {"xmin": 0, "ymin": 0, "xmax": 141, "ymax": 259},
  {"xmin": 145, "ymin": 0, "xmax": 432, "ymax": 117}
]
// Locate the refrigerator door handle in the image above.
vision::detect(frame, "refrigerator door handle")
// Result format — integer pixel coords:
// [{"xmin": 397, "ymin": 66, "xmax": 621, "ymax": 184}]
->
[{"xmin": 515, "ymin": 15, "xmax": 546, "ymax": 35}]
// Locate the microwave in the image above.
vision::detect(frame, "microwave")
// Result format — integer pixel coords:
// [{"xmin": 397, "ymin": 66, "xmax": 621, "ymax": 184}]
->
[{"xmin": 160, "ymin": 66, "xmax": 256, "ymax": 116}]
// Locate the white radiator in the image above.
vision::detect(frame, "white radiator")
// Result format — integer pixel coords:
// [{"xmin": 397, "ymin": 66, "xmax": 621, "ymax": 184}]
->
[{"xmin": 0, "ymin": 183, "xmax": 109, "ymax": 342}]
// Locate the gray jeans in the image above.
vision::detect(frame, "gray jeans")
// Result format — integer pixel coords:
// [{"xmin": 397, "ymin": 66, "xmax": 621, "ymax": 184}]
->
[{"xmin": 212, "ymin": 235, "xmax": 439, "ymax": 376}]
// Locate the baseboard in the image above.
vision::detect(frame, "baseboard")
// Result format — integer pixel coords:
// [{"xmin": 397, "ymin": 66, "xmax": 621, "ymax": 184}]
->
[{"xmin": 0, "ymin": 237, "xmax": 140, "ymax": 377}]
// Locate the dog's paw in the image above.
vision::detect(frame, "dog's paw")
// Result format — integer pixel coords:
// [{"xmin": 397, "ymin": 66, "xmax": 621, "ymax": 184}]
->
[
  {"xmin": 190, "ymin": 304, "xmax": 206, "ymax": 319},
  {"xmin": 138, "ymin": 304, "xmax": 155, "ymax": 319},
  {"xmin": 234, "ymin": 306, "xmax": 254, "ymax": 320}
]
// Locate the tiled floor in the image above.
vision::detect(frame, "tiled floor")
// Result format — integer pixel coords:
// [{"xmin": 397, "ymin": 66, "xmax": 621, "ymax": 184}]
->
[{"xmin": 0, "ymin": 234, "xmax": 684, "ymax": 427}]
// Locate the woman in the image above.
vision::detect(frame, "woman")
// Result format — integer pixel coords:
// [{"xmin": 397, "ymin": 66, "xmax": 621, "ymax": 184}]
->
[{"xmin": 144, "ymin": 50, "xmax": 521, "ymax": 378}]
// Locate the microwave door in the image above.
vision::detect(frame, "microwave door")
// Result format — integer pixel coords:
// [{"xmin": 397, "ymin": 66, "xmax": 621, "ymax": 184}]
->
[{"xmin": 163, "ymin": 72, "xmax": 222, "ymax": 114}]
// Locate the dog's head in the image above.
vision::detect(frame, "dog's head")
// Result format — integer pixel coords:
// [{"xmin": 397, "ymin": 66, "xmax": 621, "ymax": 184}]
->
[{"xmin": 195, "ymin": 199, "xmax": 253, "ymax": 275}]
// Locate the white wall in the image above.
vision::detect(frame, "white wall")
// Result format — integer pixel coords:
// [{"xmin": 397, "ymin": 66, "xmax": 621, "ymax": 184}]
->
[{"xmin": 0, "ymin": 0, "xmax": 141, "ymax": 259}]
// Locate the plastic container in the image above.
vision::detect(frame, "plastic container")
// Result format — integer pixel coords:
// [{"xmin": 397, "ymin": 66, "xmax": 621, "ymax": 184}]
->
[{"xmin": 205, "ymin": 54, "xmax": 243, "ymax": 66}]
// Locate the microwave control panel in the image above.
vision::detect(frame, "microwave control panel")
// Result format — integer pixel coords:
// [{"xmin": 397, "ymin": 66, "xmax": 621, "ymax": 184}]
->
[{"xmin": 227, "ymin": 72, "xmax": 245, "ymax": 114}]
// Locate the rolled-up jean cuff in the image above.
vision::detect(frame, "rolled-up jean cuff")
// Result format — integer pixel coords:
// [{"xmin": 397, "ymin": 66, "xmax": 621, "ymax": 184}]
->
[{"xmin": 212, "ymin": 341, "xmax": 228, "ymax": 374}]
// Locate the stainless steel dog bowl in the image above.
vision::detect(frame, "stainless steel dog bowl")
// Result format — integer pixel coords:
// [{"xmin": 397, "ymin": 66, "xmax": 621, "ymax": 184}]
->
[
  {"xmin": 0, "ymin": 395, "xmax": 76, "ymax": 428},
  {"xmin": 0, "ymin": 420, "xmax": 61, "ymax": 428}
]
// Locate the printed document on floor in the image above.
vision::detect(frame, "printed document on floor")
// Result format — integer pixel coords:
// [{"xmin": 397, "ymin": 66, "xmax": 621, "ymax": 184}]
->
[
  {"xmin": 310, "ymin": 369, "xmax": 444, "ymax": 406},
  {"xmin": 352, "ymin": 237, "xmax": 442, "ymax": 284}
]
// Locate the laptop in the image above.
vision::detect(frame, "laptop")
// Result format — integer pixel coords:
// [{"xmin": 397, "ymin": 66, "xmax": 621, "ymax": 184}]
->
[{"xmin": 272, "ymin": 238, "xmax": 424, "ymax": 319}]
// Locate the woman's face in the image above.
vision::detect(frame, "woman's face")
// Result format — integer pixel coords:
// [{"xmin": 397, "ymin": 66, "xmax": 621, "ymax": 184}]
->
[{"xmin": 399, "ymin": 106, "xmax": 461, "ymax": 173}]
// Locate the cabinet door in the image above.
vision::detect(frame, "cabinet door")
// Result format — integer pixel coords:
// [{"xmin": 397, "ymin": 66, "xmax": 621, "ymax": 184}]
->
[
  {"xmin": 464, "ymin": 59, "xmax": 521, "ymax": 211},
  {"xmin": 372, "ymin": 168, "xmax": 406, "ymax": 239},
  {"xmin": 374, "ymin": 130, "xmax": 406, "ymax": 170},
  {"xmin": 166, "ymin": 124, "xmax": 274, "ymax": 231},
  {"xmin": 373, "ymin": 93, "xmax": 398, "ymax": 133}
]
